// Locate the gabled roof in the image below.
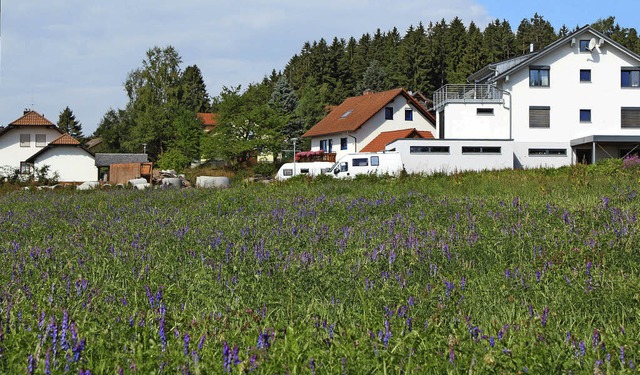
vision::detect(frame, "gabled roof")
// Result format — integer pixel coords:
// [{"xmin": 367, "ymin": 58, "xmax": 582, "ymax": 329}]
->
[
  {"xmin": 85, "ymin": 137, "xmax": 103, "ymax": 149},
  {"xmin": 94, "ymin": 153, "xmax": 148, "ymax": 167},
  {"xmin": 302, "ymin": 88, "xmax": 435, "ymax": 138},
  {"xmin": 25, "ymin": 133, "xmax": 92, "ymax": 163},
  {"xmin": 360, "ymin": 128, "xmax": 434, "ymax": 152},
  {"xmin": 0, "ymin": 110, "xmax": 61, "ymax": 137},
  {"xmin": 197, "ymin": 113, "xmax": 218, "ymax": 133},
  {"xmin": 470, "ymin": 25, "xmax": 640, "ymax": 84}
]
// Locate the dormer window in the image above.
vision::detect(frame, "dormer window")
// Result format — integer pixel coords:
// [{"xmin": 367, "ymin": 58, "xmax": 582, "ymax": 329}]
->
[{"xmin": 529, "ymin": 66, "xmax": 550, "ymax": 87}]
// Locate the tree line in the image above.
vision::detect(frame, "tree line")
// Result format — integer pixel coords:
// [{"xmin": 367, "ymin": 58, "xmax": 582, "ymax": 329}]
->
[{"xmin": 74, "ymin": 15, "xmax": 640, "ymax": 171}]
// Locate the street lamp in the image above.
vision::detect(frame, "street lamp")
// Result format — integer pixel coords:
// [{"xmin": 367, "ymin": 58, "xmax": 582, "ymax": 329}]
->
[{"xmin": 142, "ymin": 143, "xmax": 147, "ymax": 154}]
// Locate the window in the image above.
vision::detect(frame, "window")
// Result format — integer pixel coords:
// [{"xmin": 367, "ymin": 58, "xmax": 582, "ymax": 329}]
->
[
  {"xmin": 528, "ymin": 148, "xmax": 567, "ymax": 156},
  {"xmin": 371, "ymin": 156, "xmax": 380, "ymax": 166},
  {"xmin": 339, "ymin": 162, "xmax": 348, "ymax": 172},
  {"xmin": 621, "ymin": 68, "xmax": 640, "ymax": 87},
  {"xmin": 462, "ymin": 146, "xmax": 501, "ymax": 154},
  {"xmin": 384, "ymin": 107, "xmax": 393, "ymax": 120},
  {"xmin": 405, "ymin": 109, "xmax": 413, "ymax": 121},
  {"xmin": 580, "ymin": 69, "xmax": 591, "ymax": 82},
  {"xmin": 529, "ymin": 66, "xmax": 550, "ymax": 87},
  {"xmin": 300, "ymin": 168, "xmax": 310, "ymax": 174},
  {"xmin": 580, "ymin": 109, "xmax": 591, "ymax": 123},
  {"xmin": 410, "ymin": 146, "xmax": 450, "ymax": 154},
  {"xmin": 477, "ymin": 108, "xmax": 494, "ymax": 115},
  {"xmin": 529, "ymin": 106, "xmax": 550, "ymax": 128},
  {"xmin": 340, "ymin": 109, "xmax": 353, "ymax": 119},
  {"xmin": 340, "ymin": 137, "xmax": 348, "ymax": 150},
  {"xmin": 319, "ymin": 139, "xmax": 328, "ymax": 152},
  {"xmin": 328, "ymin": 139, "xmax": 333, "ymax": 153},
  {"xmin": 352, "ymin": 158, "xmax": 369, "ymax": 167},
  {"xmin": 36, "ymin": 134, "xmax": 46, "ymax": 147},
  {"xmin": 20, "ymin": 162, "xmax": 31, "ymax": 174},
  {"xmin": 579, "ymin": 40, "xmax": 591, "ymax": 52},
  {"xmin": 20, "ymin": 134, "xmax": 30, "ymax": 147},
  {"xmin": 621, "ymin": 107, "xmax": 640, "ymax": 128},
  {"xmin": 283, "ymin": 169, "xmax": 293, "ymax": 176}
]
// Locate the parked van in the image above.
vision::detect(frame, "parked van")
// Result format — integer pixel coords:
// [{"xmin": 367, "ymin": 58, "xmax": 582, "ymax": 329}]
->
[
  {"xmin": 275, "ymin": 162, "xmax": 334, "ymax": 180},
  {"xmin": 328, "ymin": 152, "xmax": 404, "ymax": 178}
]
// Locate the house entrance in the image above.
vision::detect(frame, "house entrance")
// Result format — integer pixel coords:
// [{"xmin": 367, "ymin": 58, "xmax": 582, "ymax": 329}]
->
[{"xmin": 575, "ymin": 149, "xmax": 592, "ymax": 164}]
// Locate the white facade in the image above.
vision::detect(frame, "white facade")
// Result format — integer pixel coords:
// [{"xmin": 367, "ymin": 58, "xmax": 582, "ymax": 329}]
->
[
  {"xmin": 434, "ymin": 26, "xmax": 640, "ymax": 169},
  {"xmin": 31, "ymin": 147, "xmax": 98, "ymax": 183},
  {"xmin": 309, "ymin": 94, "xmax": 435, "ymax": 160},
  {"xmin": 0, "ymin": 127, "xmax": 62, "ymax": 171},
  {"xmin": 387, "ymin": 139, "xmax": 513, "ymax": 175}
]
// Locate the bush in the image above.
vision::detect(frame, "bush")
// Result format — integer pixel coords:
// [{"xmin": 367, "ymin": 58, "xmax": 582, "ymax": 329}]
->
[
  {"xmin": 252, "ymin": 162, "xmax": 279, "ymax": 178},
  {"xmin": 157, "ymin": 148, "xmax": 191, "ymax": 172},
  {"xmin": 587, "ymin": 157, "xmax": 623, "ymax": 175}
]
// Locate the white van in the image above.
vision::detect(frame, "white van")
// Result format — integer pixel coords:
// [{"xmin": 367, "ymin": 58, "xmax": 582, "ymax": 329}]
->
[
  {"xmin": 275, "ymin": 162, "xmax": 334, "ymax": 180},
  {"xmin": 328, "ymin": 152, "xmax": 404, "ymax": 178}
]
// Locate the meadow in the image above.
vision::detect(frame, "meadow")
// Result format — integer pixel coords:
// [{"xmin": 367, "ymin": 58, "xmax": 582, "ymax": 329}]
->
[{"xmin": 1, "ymin": 165, "xmax": 639, "ymax": 374}]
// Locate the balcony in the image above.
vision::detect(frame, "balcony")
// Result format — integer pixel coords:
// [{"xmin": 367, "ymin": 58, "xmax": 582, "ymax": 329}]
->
[{"xmin": 433, "ymin": 84, "xmax": 503, "ymax": 110}]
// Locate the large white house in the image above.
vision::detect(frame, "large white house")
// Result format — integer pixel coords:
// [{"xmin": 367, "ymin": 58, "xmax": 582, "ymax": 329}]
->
[
  {"xmin": 0, "ymin": 110, "xmax": 97, "ymax": 182},
  {"xmin": 303, "ymin": 88, "xmax": 436, "ymax": 161},
  {"xmin": 431, "ymin": 25, "xmax": 640, "ymax": 169}
]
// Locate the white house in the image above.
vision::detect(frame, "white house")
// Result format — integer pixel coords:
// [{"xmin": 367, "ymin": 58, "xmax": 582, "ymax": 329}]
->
[
  {"xmin": 25, "ymin": 133, "xmax": 98, "ymax": 183},
  {"xmin": 303, "ymin": 88, "xmax": 436, "ymax": 161},
  {"xmin": 0, "ymin": 110, "xmax": 97, "ymax": 182},
  {"xmin": 432, "ymin": 25, "xmax": 640, "ymax": 169}
]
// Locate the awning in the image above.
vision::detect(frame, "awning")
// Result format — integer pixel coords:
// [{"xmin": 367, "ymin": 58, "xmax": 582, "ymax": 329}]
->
[{"xmin": 570, "ymin": 135, "xmax": 640, "ymax": 147}]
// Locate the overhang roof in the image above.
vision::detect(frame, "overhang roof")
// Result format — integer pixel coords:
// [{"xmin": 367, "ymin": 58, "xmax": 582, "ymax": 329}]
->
[
  {"xmin": 571, "ymin": 135, "xmax": 640, "ymax": 147},
  {"xmin": 360, "ymin": 128, "xmax": 434, "ymax": 152},
  {"xmin": 302, "ymin": 88, "xmax": 435, "ymax": 138},
  {"xmin": 25, "ymin": 133, "xmax": 92, "ymax": 163},
  {"xmin": 94, "ymin": 153, "xmax": 149, "ymax": 167}
]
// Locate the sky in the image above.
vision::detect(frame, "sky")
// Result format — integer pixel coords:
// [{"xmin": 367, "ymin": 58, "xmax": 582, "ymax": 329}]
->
[{"xmin": 0, "ymin": 1, "xmax": 638, "ymax": 135}]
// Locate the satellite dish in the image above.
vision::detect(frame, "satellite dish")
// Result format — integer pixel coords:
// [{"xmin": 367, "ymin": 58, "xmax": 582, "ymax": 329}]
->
[{"xmin": 588, "ymin": 38, "xmax": 597, "ymax": 51}]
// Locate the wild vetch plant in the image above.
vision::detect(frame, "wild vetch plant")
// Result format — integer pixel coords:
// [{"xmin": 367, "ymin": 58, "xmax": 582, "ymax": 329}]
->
[{"xmin": 0, "ymin": 167, "xmax": 639, "ymax": 373}]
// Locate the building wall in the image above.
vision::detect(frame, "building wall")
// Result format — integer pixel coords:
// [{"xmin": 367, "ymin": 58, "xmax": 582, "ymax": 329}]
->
[
  {"xmin": 0, "ymin": 127, "xmax": 62, "ymax": 170},
  {"xmin": 33, "ymin": 147, "xmax": 97, "ymax": 182},
  {"xmin": 309, "ymin": 95, "xmax": 435, "ymax": 160},
  {"xmin": 387, "ymin": 139, "xmax": 513, "ymax": 175},
  {"xmin": 436, "ymin": 103, "xmax": 510, "ymax": 139}
]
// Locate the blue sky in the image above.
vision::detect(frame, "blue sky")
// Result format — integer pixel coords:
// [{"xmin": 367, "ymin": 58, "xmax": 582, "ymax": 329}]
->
[{"xmin": 0, "ymin": 1, "xmax": 638, "ymax": 135}]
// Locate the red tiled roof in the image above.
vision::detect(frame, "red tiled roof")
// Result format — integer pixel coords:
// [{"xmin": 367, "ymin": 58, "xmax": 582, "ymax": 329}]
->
[
  {"xmin": 360, "ymin": 128, "xmax": 434, "ymax": 152},
  {"xmin": 197, "ymin": 113, "xmax": 218, "ymax": 133},
  {"xmin": 302, "ymin": 88, "xmax": 435, "ymax": 138},
  {"xmin": 9, "ymin": 110, "xmax": 55, "ymax": 126},
  {"xmin": 50, "ymin": 133, "xmax": 81, "ymax": 145}
]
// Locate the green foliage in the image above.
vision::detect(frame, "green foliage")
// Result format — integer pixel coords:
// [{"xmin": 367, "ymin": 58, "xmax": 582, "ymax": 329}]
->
[
  {"xmin": 57, "ymin": 106, "xmax": 84, "ymax": 140},
  {"xmin": 0, "ymin": 168, "xmax": 639, "ymax": 373},
  {"xmin": 156, "ymin": 147, "xmax": 191, "ymax": 172}
]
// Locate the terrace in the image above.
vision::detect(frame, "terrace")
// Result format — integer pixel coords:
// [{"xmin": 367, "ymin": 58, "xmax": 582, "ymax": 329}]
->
[{"xmin": 433, "ymin": 84, "xmax": 503, "ymax": 110}]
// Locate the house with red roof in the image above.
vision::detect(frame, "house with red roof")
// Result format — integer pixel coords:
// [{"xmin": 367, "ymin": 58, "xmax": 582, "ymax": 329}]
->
[
  {"xmin": 197, "ymin": 112, "xmax": 218, "ymax": 133},
  {"xmin": 302, "ymin": 88, "xmax": 436, "ymax": 160},
  {"xmin": 0, "ymin": 110, "xmax": 97, "ymax": 182}
]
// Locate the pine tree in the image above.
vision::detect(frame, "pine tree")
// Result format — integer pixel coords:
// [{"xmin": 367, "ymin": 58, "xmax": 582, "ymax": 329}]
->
[
  {"xmin": 180, "ymin": 65, "xmax": 211, "ymax": 113},
  {"xmin": 445, "ymin": 17, "xmax": 468, "ymax": 84},
  {"xmin": 459, "ymin": 22, "xmax": 486, "ymax": 80},
  {"xmin": 515, "ymin": 14, "xmax": 557, "ymax": 54},
  {"xmin": 356, "ymin": 60, "xmax": 388, "ymax": 94},
  {"xmin": 57, "ymin": 106, "xmax": 84, "ymax": 140}
]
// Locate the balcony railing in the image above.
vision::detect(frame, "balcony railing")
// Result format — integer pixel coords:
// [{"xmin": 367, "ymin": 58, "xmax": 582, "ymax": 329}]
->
[{"xmin": 433, "ymin": 84, "xmax": 503, "ymax": 110}]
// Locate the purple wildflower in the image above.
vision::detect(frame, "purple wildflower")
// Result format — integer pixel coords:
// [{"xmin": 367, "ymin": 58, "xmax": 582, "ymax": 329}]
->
[
  {"xmin": 183, "ymin": 333, "xmax": 190, "ymax": 356},
  {"xmin": 28, "ymin": 354, "xmax": 36, "ymax": 375},
  {"xmin": 541, "ymin": 306, "xmax": 549, "ymax": 327},
  {"xmin": 197, "ymin": 334, "xmax": 206, "ymax": 351},
  {"xmin": 449, "ymin": 346, "xmax": 455, "ymax": 364},
  {"xmin": 61, "ymin": 310, "xmax": 69, "ymax": 351},
  {"xmin": 489, "ymin": 336, "xmax": 495, "ymax": 348},
  {"xmin": 222, "ymin": 341, "xmax": 231, "ymax": 372},
  {"xmin": 45, "ymin": 349, "xmax": 51, "ymax": 375},
  {"xmin": 620, "ymin": 346, "xmax": 625, "ymax": 366}
]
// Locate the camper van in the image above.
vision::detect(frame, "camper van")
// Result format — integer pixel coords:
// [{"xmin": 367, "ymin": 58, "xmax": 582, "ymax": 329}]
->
[
  {"xmin": 275, "ymin": 162, "xmax": 334, "ymax": 180},
  {"xmin": 328, "ymin": 152, "xmax": 404, "ymax": 178}
]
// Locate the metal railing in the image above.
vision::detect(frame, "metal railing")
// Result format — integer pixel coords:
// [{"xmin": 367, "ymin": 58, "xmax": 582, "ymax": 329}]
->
[{"xmin": 433, "ymin": 84, "xmax": 503, "ymax": 110}]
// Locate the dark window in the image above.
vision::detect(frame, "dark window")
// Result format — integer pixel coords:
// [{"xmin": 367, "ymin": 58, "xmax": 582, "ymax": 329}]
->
[
  {"xmin": 328, "ymin": 139, "xmax": 333, "ymax": 153},
  {"xmin": 621, "ymin": 68, "xmax": 640, "ymax": 87},
  {"xmin": 528, "ymin": 148, "xmax": 567, "ymax": 156},
  {"xmin": 579, "ymin": 40, "xmax": 590, "ymax": 52},
  {"xmin": 20, "ymin": 134, "xmax": 30, "ymax": 147},
  {"xmin": 529, "ymin": 106, "xmax": 550, "ymax": 128},
  {"xmin": 384, "ymin": 107, "xmax": 393, "ymax": 120},
  {"xmin": 300, "ymin": 168, "xmax": 309, "ymax": 174},
  {"xmin": 319, "ymin": 139, "xmax": 328, "ymax": 152},
  {"xmin": 622, "ymin": 107, "xmax": 640, "ymax": 128},
  {"xmin": 529, "ymin": 66, "xmax": 550, "ymax": 87},
  {"xmin": 340, "ymin": 137, "xmax": 348, "ymax": 150},
  {"xmin": 461, "ymin": 146, "xmax": 501, "ymax": 154},
  {"xmin": 339, "ymin": 162, "xmax": 348, "ymax": 172},
  {"xmin": 283, "ymin": 169, "xmax": 293, "ymax": 176},
  {"xmin": 410, "ymin": 146, "xmax": 450, "ymax": 154},
  {"xmin": 371, "ymin": 156, "xmax": 380, "ymax": 166},
  {"xmin": 477, "ymin": 108, "xmax": 494, "ymax": 115},
  {"xmin": 20, "ymin": 162, "xmax": 31, "ymax": 174},
  {"xmin": 352, "ymin": 158, "xmax": 369, "ymax": 167},
  {"xmin": 580, "ymin": 69, "xmax": 591, "ymax": 82},
  {"xmin": 405, "ymin": 109, "xmax": 413, "ymax": 121},
  {"xmin": 580, "ymin": 109, "xmax": 591, "ymax": 123}
]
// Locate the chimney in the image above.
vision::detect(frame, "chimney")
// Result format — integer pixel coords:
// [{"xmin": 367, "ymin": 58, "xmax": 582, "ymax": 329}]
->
[
  {"xmin": 363, "ymin": 90, "xmax": 374, "ymax": 96},
  {"xmin": 529, "ymin": 43, "xmax": 534, "ymax": 53},
  {"xmin": 24, "ymin": 108, "xmax": 31, "ymax": 115}
]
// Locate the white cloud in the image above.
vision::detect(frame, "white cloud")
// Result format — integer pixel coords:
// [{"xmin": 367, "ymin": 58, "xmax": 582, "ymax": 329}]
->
[{"xmin": 0, "ymin": 0, "xmax": 491, "ymax": 134}]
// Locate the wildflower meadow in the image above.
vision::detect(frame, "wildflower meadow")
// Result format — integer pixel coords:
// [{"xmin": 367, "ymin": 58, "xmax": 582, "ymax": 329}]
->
[{"xmin": 1, "ymin": 166, "xmax": 639, "ymax": 373}]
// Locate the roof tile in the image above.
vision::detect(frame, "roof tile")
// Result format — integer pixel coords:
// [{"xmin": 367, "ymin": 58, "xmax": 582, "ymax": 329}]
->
[
  {"xmin": 360, "ymin": 128, "xmax": 434, "ymax": 152},
  {"xmin": 50, "ymin": 133, "xmax": 81, "ymax": 145},
  {"xmin": 9, "ymin": 111, "xmax": 55, "ymax": 126}
]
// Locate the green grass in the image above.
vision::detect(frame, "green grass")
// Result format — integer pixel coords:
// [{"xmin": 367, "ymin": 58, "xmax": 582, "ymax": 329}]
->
[{"xmin": 0, "ymin": 166, "xmax": 639, "ymax": 373}]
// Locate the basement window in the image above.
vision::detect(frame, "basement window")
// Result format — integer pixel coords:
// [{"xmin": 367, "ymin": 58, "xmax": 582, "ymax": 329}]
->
[
  {"xmin": 477, "ymin": 108, "xmax": 494, "ymax": 115},
  {"xmin": 528, "ymin": 148, "xmax": 567, "ymax": 156},
  {"xmin": 410, "ymin": 146, "xmax": 450, "ymax": 154},
  {"xmin": 462, "ymin": 146, "xmax": 501, "ymax": 154}
]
